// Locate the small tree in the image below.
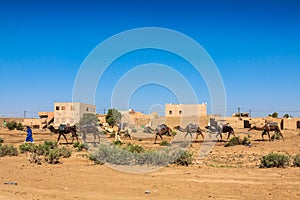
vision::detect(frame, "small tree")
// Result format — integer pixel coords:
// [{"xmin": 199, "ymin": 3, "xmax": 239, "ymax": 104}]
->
[
  {"xmin": 79, "ymin": 113, "xmax": 98, "ymax": 126},
  {"xmin": 283, "ymin": 114, "xmax": 292, "ymax": 118},
  {"xmin": 105, "ymin": 108, "xmax": 121, "ymax": 126},
  {"xmin": 268, "ymin": 112, "xmax": 278, "ymax": 118}
]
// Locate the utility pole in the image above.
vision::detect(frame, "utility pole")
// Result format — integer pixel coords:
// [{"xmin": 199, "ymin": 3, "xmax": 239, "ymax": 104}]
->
[
  {"xmin": 249, "ymin": 109, "xmax": 252, "ymax": 118},
  {"xmin": 24, "ymin": 110, "xmax": 26, "ymax": 118},
  {"xmin": 104, "ymin": 109, "xmax": 106, "ymax": 114},
  {"xmin": 238, "ymin": 107, "xmax": 240, "ymax": 117}
]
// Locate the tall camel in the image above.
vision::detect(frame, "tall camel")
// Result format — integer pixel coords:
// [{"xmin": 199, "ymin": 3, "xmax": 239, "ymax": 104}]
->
[
  {"xmin": 153, "ymin": 124, "xmax": 173, "ymax": 144},
  {"xmin": 48, "ymin": 124, "xmax": 78, "ymax": 144},
  {"xmin": 79, "ymin": 124, "xmax": 101, "ymax": 143},
  {"xmin": 174, "ymin": 124, "xmax": 204, "ymax": 142},
  {"xmin": 248, "ymin": 124, "xmax": 283, "ymax": 141},
  {"xmin": 206, "ymin": 124, "xmax": 235, "ymax": 142}
]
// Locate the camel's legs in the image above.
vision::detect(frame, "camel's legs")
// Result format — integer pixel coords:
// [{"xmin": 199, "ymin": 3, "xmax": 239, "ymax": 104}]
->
[
  {"xmin": 58, "ymin": 133, "xmax": 69, "ymax": 144},
  {"xmin": 154, "ymin": 134, "xmax": 162, "ymax": 144},
  {"xmin": 195, "ymin": 131, "xmax": 204, "ymax": 141}
]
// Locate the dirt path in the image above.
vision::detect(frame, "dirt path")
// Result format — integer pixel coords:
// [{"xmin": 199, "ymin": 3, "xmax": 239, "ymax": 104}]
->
[{"xmin": 0, "ymin": 128, "xmax": 300, "ymax": 199}]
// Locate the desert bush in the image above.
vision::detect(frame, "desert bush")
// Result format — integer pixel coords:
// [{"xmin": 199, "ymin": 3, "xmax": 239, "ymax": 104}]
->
[
  {"xmin": 59, "ymin": 146, "xmax": 72, "ymax": 158},
  {"xmin": 73, "ymin": 142, "xmax": 80, "ymax": 148},
  {"xmin": 113, "ymin": 140, "xmax": 123, "ymax": 146},
  {"xmin": 173, "ymin": 150, "xmax": 193, "ymax": 166},
  {"xmin": 19, "ymin": 141, "xmax": 71, "ymax": 164},
  {"xmin": 7, "ymin": 121, "xmax": 17, "ymax": 130},
  {"xmin": 0, "ymin": 145, "xmax": 18, "ymax": 157},
  {"xmin": 77, "ymin": 143, "xmax": 89, "ymax": 151},
  {"xmin": 293, "ymin": 154, "xmax": 300, "ymax": 167},
  {"xmin": 0, "ymin": 138, "xmax": 4, "ymax": 144},
  {"xmin": 260, "ymin": 153, "xmax": 290, "ymax": 168},
  {"xmin": 224, "ymin": 136, "xmax": 250, "ymax": 147},
  {"xmin": 19, "ymin": 142, "xmax": 36, "ymax": 153},
  {"xmin": 171, "ymin": 131, "xmax": 177, "ymax": 136},
  {"xmin": 160, "ymin": 140, "xmax": 171, "ymax": 146},
  {"xmin": 271, "ymin": 133, "xmax": 282, "ymax": 140},
  {"xmin": 16, "ymin": 122, "xmax": 24, "ymax": 131},
  {"xmin": 124, "ymin": 143, "xmax": 144, "ymax": 153},
  {"xmin": 45, "ymin": 149, "xmax": 60, "ymax": 164},
  {"xmin": 90, "ymin": 143, "xmax": 193, "ymax": 167}
]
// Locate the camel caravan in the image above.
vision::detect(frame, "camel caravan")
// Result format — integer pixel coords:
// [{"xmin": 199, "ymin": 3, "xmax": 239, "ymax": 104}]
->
[{"xmin": 46, "ymin": 111, "xmax": 283, "ymax": 146}]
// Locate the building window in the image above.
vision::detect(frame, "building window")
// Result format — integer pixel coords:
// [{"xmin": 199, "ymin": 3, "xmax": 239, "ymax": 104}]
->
[
  {"xmin": 179, "ymin": 110, "xmax": 182, "ymax": 115},
  {"xmin": 169, "ymin": 110, "xmax": 172, "ymax": 115},
  {"xmin": 86, "ymin": 107, "xmax": 89, "ymax": 111},
  {"xmin": 61, "ymin": 106, "xmax": 65, "ymax": 110},
  {"xmin": 70, "ymin": 106, "xmax": 74, "ymax": 110},
  {"xmin": 56, "ymin": 106, "xmax": 60, "ymax": 110}
]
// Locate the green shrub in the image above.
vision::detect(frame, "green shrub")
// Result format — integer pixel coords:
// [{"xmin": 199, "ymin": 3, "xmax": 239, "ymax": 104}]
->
[
  {"xmin": 160, "ymin": 140, "xmax": 170, "ymax": 146},
  {"xmin": 0, "ymin": 145, "xmax": 18, "ymax": 157},
  {"xmin": 45, "ymin": 149, "xmax": 60, "ymax": 164},
  {"xmin": 124, "ymin": 143, "xmax": 144, "ymax": 153},
  {"xmin": 43, "ymin": 140, "xmax": 58, "ymax": 149},
  {"xmin": 19, "ymin": 141, "xmax": 72, "ymax": 164},
  {"xmin": 90, "ymin": 143, "xmax": 193, "ymax": 167},
  {"xmin": 16, "ymin": 123, "xmax": 24, "ymax": 131},
  {"xmin": 59, "ymin": 146, "xmax": 72, "ymax": 158},
  {"xmin": 293, "ymin": 155, "xmax": 300, "ymax": 167},
  {"xmin": 224, "ymin": 136, "xmax": 250, "ymax": 147},
  {"xmin": 76, "ymin": 143, "xmax": 89, "ymax": 151},
  {"xmin": 73, "ymin": 142, "xmax": 80, "ymax": 148},
  {"xmin": 171, "ymin": 131, "xmax": 177, "ymax": 136},
  {"xmin": 113, "ymin": 140, "xmax": 123, "ymax": 146},
  {"xmin": 19, "ymin": 142, "xmax": 36, "ymax": 153},
  {"xmin": 260, "ymin": 153, "xmax": 290, "ymax": 168},
  {"xmin": 271, "ymin": 133, "xmax": 282, "ymax": 140},
  {"xmin": 7, "ymin": 121, "xmax": 17, "ymax": 130},
  {"xmin": 173, "ymin": 151, "xmax": 193, "ymax": 166}
]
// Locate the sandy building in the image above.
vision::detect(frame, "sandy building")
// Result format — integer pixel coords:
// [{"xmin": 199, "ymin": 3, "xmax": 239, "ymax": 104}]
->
[{"xmin": 54, "ymin": 102, "xmax": 96, "ymax": 126}]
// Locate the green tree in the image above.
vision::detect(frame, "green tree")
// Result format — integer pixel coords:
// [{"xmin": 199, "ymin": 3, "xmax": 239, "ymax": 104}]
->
[
  {"xmin": 105, "ymin": 108, "xmax": 121, "ymax": 126},
  {"xmin": 79, "ymin": 113, "xmax": 98, "ymax": 125},
  {"xmin": 283, "ymin": 114, "xmax": 292, "ymax": 118},
  {"xmin": 268, "ymin": 112, "xmax": 278, "ymax": 118}
]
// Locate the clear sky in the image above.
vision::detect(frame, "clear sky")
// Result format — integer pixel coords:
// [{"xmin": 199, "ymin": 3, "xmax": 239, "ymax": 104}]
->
[{"xmin": 0, "ymin": 0, "xmax": 300, "ymax": 118}]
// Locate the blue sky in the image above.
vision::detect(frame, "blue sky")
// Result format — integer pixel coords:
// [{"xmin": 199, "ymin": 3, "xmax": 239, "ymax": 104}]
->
[{"xmin": 0, "ymin": 0, "xmax": 300, "ymax": 118}]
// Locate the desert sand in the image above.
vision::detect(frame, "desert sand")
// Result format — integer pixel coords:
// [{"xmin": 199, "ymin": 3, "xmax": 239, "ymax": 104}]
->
[{"xmin": 1, "ymin": 128, "xmax": 300, "ymax": 200}]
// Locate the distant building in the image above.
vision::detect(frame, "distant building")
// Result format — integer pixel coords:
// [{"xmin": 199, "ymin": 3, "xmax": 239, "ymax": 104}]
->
[
  {"xmin": 54, "ymin": 102, "xmax": 96, "ymax": 126},
  {"xmin": 165, "ymin": 103, "xmax": 207, "ymax": 117}
]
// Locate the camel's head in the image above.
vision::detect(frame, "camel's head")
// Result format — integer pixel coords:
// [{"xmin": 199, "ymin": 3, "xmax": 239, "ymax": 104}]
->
[{"xmin": 173, "ymin": 125, "xmax": 180, "ymax": 130}]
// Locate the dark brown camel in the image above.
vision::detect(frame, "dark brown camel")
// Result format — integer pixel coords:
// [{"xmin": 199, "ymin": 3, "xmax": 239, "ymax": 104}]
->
[
  {"xmin": 48, "ymin": 125, "xmax": 78, "ymax": 144},
  {"xmin": 174, "ymin": 124, "xmax": 204, "ymax": 142},
  {"xmin": 206, "ymin": 124, "xmax": 235, "ymax": 142},
  {"xmin": 153, "ymin": 124, "xmax": 173, "ymax": 144},
  {"xmin": 248, "ymin": 124, "xmax": 283, "ymax": 141}
]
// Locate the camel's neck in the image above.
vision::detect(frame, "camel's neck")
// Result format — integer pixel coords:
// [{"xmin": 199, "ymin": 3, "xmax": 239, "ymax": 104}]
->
[{"xmin": 178, "ymin": 127, "xmax": 186, "ymax": 132}]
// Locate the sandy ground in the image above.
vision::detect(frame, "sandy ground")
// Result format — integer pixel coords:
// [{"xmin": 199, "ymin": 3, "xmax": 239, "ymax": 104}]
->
[{"xmin": 0, "ymin": 128, "xmax": 300, "ymax": 200}]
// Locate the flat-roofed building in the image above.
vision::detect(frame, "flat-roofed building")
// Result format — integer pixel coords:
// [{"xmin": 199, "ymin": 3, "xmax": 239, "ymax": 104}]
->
[
  {"xmin": 165, "ymin": 103, "xmax": 207, "ymax": 117},
  {"xmin": 54, "ymin": 102, "xmax": 96, "ymax": 126}
]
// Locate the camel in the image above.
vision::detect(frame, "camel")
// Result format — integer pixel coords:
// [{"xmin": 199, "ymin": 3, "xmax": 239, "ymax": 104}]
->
[
  {"xmin": 248, "ymin": 124, "xmax": 283, "ymax": 141},
  {"xmin": 153, "ymin": 124, "xmax": 173, "ymax": 144},
  {"xmin": 79, "ymin": 124, "xmax": 101, "ymax": 144},
  {"xmin": 205, "ymin": 124, "xmax": 235, "ymax": 142},
  {"xmin": 174, "ymin": 124, "xmax": 204, "ymax": 142},
  {"xmin": 48, "ymin": 124, "xmax": 78, "ymax": 144}
]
